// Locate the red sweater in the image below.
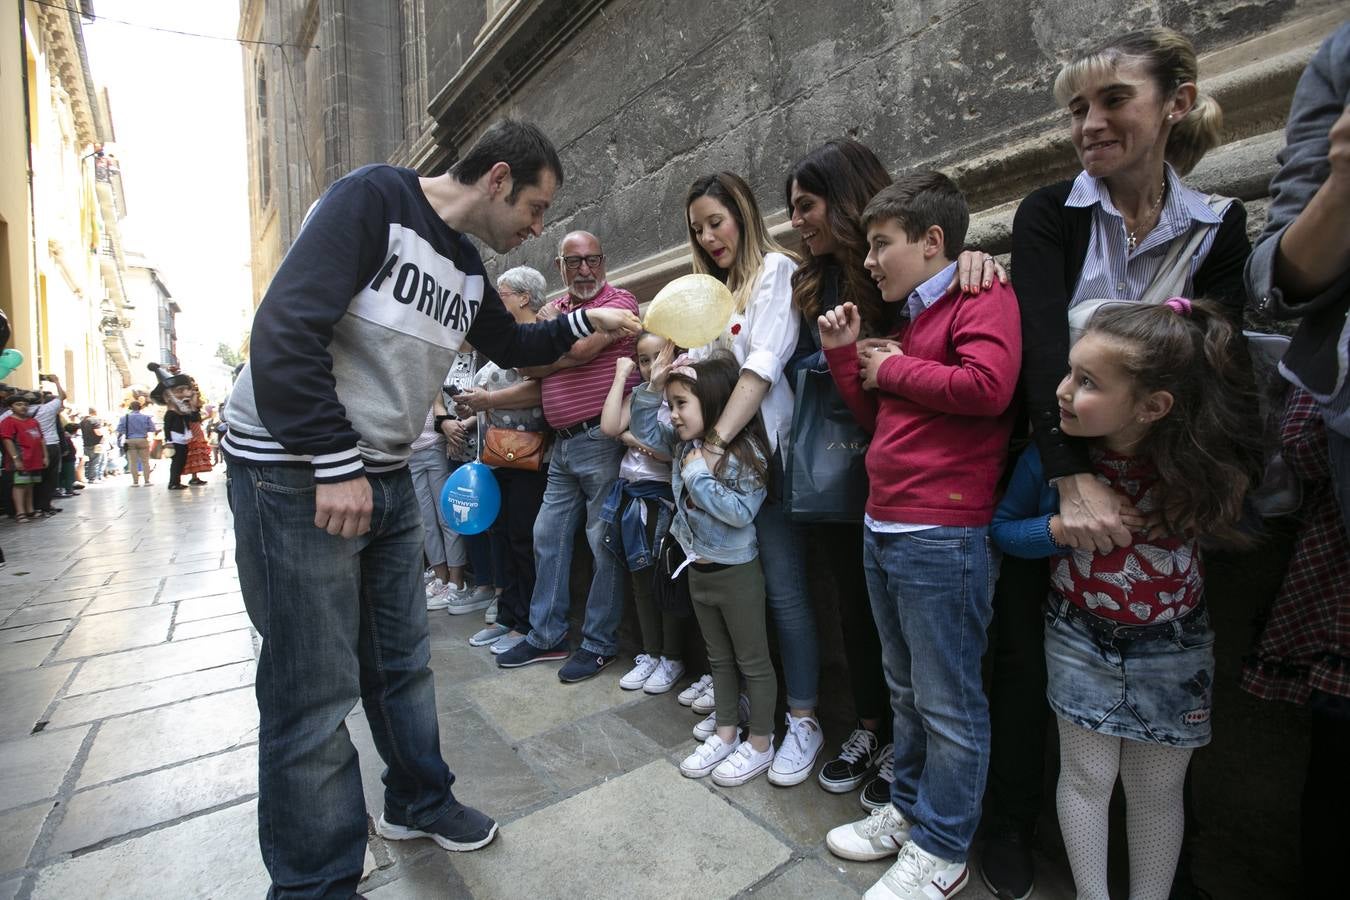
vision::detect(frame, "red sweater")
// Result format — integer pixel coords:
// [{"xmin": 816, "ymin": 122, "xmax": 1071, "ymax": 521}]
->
[{"xmin": 825, "ymin": 281, "xmax": 1021, "ymax": 526}]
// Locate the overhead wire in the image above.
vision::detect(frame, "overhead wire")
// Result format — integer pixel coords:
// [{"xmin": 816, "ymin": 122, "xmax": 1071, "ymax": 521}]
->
[{"xmin": 27, "ymin": 0, "xmax": 320, "ymax": 49}]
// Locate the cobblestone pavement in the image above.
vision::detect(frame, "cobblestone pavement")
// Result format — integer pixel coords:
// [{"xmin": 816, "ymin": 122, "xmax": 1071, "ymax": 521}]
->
[{"xmin": 0, "ymin": 473, "xmax": 1074, "ymax": 899}]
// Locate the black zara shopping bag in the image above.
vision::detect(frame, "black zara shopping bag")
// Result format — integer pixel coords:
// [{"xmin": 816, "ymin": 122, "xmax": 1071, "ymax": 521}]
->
[{"xmin": 783, "ymin": 368, "xmax": 869, "ymax": 523}]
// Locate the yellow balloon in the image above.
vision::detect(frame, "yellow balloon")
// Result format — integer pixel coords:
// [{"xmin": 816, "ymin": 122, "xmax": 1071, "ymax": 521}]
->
[{"xmin": 643, "ymin": 274, "xmax": 735, "ymax": 349}]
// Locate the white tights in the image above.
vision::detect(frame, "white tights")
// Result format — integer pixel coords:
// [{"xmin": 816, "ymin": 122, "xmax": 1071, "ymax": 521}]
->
[{"xmin": 1055, "ymin": 717, "xmax": 1192, "ymax": 900}]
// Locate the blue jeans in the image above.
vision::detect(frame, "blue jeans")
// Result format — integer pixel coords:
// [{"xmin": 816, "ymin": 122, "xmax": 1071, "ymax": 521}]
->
[
  {"xmin": 525, "ymin": 426, "xmax": 625, "ymax": 656},
  {"xmin": 228, "ymin": 462, "xmax": 457, "ymax": 899},
  {"xmin": 754, "ymin": 482, "xmax": 819, "ymax": 710},
  {"xmin": 863, "ymin": 525, "xmax": 995, "ymax": 862}
]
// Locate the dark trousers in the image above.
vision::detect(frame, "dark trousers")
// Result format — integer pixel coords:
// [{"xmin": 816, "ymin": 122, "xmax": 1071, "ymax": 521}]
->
[
  {"xmin": 0, "ymin": 468, "xmax": 12, "ymax": 516},
  {"xmin": 490, "ymin": 466, "xmax": 548, "ymax": 633},
  {"xmin": 1303, "ymin": 693, "xmax": 1350, "ymax": 895},
  {"xmin": 168, "ymin": 441, "xmax": 188, "ymax": 486},
  {"xmin": 819, "ymin": 522, "xmax": 892, "ymax": 728},
  {"xmin": 983, "ymin": 553, "xmax": 1051, "ymax": 833},
  {"xmin": 34, "ymin": 443, "xmax": 60, "ymax": 511}
]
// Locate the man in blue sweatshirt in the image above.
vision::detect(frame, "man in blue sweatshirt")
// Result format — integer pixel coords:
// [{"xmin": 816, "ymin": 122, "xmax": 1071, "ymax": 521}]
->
[{"xmin": 224, "ymin": 120, "xmax": 639, "ymax": 898}]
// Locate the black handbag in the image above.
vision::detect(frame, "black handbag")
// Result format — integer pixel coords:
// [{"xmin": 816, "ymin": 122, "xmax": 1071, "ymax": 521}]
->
[{"xmin": 783, "ymin": 368, "xmax": 870, "ymax": 523}]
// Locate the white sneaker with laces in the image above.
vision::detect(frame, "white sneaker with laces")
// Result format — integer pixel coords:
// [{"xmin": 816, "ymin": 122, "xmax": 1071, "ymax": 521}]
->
[
  {"xmin": 446, "ymin": 584, "xmax": 494, "ymax": 615},
  {"xmin": 677, "ymin": 674, "xmax": 713, "ymax": 707},
  {"xmin": 711, "ymin": 740, "xmax": 775, "ymax": 786},
  {"xmin": 691, "ymin": 684, "xmax": 717, "ymax": 715},
  {"xmin": 642, "ymin": 657, "xmax": 685, "ymax": 694},
  {"xmin": 826, "ymin": 803, "xmax": 912, "ymax": 861},
  {"xmin": 426, "ymin": 580, "xmax": 461, "ymax": 611},
  {"xmin": 679, "ymin": 733, "xmax": 736, "ymax": 778},
  {"xmin": 866, "ymin": 842, "xmax": 968, "ymax": 900},
  {"xmin": 619, "ymin": 654, "xmax": 660, "ymax": 690},
  {"xmin": 768, "ymin": 713, "xmax": 824, "ymax": 786},
  {"xmin": 422, "ymin": 567, "xmax": 437, "ymax": 586}
]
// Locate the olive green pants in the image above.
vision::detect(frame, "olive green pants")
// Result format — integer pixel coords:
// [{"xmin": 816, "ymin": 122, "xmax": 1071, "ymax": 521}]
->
[{"xmin": 689, "ymin": 560, "xmax": 776, "ymax": 737}]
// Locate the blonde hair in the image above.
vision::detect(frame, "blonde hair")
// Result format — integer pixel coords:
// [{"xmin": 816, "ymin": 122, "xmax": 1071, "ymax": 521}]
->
[
  {"xmin": 685, "ymin": 173, "xmax": 796, "ymax": 314},
  {"xmin": 1053, "ymin": 28, "xmax": 1222, "ymax": 175}
]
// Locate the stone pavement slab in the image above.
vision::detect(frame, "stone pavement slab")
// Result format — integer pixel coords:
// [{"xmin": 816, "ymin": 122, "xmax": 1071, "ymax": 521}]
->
[
  {"xmin": 45, "ymin": 660, "xmax": 255, "ymax": 729},
  {"xmin": 446, "ymin": 760, "xmax": 791, "ymax": 899},
  {"xmin": 0, "ymin": 726, "xmax": 89, "ymax": 811},
  {"xmin": 0, "ymin": 662, "xmax": 74, "ymax": 741},
  {"xmin": 50, "ymin": 745, "xmax": 258, "ymax": 855},
  {"xmin": 753, "ymin": 857, "xmax": 859, "ymax": 898},
  {"xmin": 80, "ymin": 587, "xmax": 159, "ymax": 615},
  {"xmin": 66, "ymin": 628, "xmax": 253, "ymax": 695},
  {"xmin": 465, "ymin": 656, "xmax": 629, "ymax": 741},
  {"xmin": 172, "ymin": 590, "xmax": 245, "ymax": 622},
  {"xmin": 51, "ymin": 604, "xmax": 174, "ymax": 660},
  {"xmin": 0, "ymin": 637, "xmax": 59, "ymax": 673},
  {"xmin": 0, "ymin": 803, "xmax": 51, "ymax": 874},
  {"xmin": 159, "ymin": 570, "xmax": 240, "ymax": 603},
  {"xmin": 1, "ymin": 599, "xmax": 87, "ymax": 628},
  {"xmin": 172, "ymin": 610, "xmax": 251, "ymax": 640},
  {"xmin": 0, "ymin": 620, "xmax": 67, "ymax": 643},
  {"xmin": 78, "ymin": 686, "xmax": 258, "ymax": 786},
  {"xmin": 30, "ymin": 800, "xmax": 268, "ymax": 900},
  {"xmin": 514, "ymin": 710, "xmax": 665, "ymax": 796}
]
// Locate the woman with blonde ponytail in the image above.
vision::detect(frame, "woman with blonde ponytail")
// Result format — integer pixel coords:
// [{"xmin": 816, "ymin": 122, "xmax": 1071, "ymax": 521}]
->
[{"xmin": 981, "ymin": 28, "xmax": 1251, "ymax": 899}]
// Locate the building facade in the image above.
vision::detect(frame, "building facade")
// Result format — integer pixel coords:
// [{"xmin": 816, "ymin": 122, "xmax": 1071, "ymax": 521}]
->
[{"xmin": 3, "ymin": 1, "xmax": 139, "ymax": 412}]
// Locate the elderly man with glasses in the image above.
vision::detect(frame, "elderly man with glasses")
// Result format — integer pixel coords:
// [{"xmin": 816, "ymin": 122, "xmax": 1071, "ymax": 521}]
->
[{"xmin": 496, "ymin": 230, "xmax": 641, "ymax": 682}]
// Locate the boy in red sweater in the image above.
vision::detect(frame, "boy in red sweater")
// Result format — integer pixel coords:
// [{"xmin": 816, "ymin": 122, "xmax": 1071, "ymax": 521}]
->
[
  {"xmin": 819, "ymin": 173, "xmax": 1021, "ymax": 900},
  {"xmin": 1, "ymin": 394, "xmax": 49, "ymax": 521}
]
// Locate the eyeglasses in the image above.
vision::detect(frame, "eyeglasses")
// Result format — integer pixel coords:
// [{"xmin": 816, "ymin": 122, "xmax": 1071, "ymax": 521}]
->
[{"xmin": 559, "ymin": 254, "xmax": 604, "ymax": 271}]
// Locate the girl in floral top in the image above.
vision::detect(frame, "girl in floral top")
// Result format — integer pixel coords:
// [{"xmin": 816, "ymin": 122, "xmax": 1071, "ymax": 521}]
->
[{"xmin": 991, "ymin": 298, "xmax": 1260, "ymax": 900}]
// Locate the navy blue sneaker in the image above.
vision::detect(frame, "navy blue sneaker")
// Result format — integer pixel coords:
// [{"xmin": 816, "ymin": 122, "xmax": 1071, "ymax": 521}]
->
[
  {"xmin": 558, "ymin": 648, "xmax": 614, "ymax": 684},
  {"xmin": 374, "ymin": 800, "xmax": 498, "ymax": 852},
  {"xmin": 495, "ymin": 636, "xmax": 569, "ymax": 668}
]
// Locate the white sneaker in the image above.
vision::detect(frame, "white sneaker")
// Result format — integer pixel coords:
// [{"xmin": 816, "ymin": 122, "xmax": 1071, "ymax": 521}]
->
[
  {"xmin": 426, "ymin": 580, "xmax": 461, "ymax": 610},
  {"xmin": 468, "ymin": 624, "xmax": 510, "ymax": 647},
  {"xmin": 711, "ymin": 740, "xmax": 775, "ymax": 787},
  {"xmin": 679, "ymin": 733, "xmax": 736, "ymax": 778},
  {"xmin": 691, "ymin": 684, "xmax": 717, "ymax": 715},
  {"xmin": 422, "ymin": 567, "xmax": 437, "ymax": 585},
  {"xmin": 677, "ymin": 674, "xmax": 713, "ymax": 707},
  {"xmin": 768, "ymin": 713, "xmax": 824, "ymax": 786},
  {"xmin": 643, "ymin": 657, "xmax": 685, "ymax": 694},
  {"xmin": 484, "ymin": 596, "xmax": 499, "ymax": 625},
  {"xmin": 826, "ymin": 803, "xmax": 912, "ymax": 861},
  {"xmin": 619, "ymin": 654, "xmax": 660, "ymax": 690},
  {"xmin": 446, "ymin": 585, "xmax": 494, "ymax": 615},
  {"xmin": 692, "ymin": 693, "xmax": 749, "ymax": 740},
  {"xmin": 866, "ymin": 842, "xmax": 968, "ymax": 900}
]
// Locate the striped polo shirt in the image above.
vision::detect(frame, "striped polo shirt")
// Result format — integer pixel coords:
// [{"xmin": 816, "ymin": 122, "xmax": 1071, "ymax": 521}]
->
[{"xmin": 540, "ymin": 282, "xmax": 639, "ymax": 429}]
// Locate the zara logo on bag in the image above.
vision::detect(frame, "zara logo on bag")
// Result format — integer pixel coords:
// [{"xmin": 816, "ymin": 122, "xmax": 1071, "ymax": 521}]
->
[{"xmin": 825, "ymin": 440, "xmax": 868, "ymax": 451}]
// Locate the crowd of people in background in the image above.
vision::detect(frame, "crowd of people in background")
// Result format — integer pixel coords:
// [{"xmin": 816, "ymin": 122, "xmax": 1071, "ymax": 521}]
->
[{"xmin": 211, "ymin": 21, "xmax": 1350, "ymax": 900}]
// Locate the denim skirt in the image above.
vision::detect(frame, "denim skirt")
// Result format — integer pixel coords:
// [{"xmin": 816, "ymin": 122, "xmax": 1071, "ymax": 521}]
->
[{"xmin": 1044, "ymin": 596, "xmax": 1214, "ymax": 748}]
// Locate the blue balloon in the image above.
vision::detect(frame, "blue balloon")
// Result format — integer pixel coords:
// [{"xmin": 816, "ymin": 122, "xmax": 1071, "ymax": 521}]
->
[{"xmin": 440, "ymin": 461, "xmax": 500, "ymax": 535}]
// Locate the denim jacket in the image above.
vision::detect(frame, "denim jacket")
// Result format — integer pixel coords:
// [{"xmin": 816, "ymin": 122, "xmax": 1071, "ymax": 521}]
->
[
  {"xmin": 629, "ymin": 385, "xmax": 766, "ymax": 565},
  {"xmin": 600, "ymin": 478, "xmax": 674, "ymax": 571}
]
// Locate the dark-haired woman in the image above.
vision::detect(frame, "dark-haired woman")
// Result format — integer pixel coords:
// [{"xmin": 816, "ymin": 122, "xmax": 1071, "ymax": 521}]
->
[
  {"xmin": 985, "ymin": 28, "xmax": 1250, "ymax": 899},
  {"xmin": 783, "ymin": 140, "xmax": 1003, "ymax": 808}
]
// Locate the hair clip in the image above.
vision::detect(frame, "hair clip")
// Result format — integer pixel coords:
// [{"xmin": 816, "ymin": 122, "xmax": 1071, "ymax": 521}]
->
[{"xmin": 1163, "ymin": 297, "xmax": 1192, "ymax": 317}]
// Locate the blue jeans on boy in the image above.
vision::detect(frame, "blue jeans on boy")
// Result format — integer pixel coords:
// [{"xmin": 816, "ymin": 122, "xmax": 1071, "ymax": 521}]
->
[
  {"xmin": 525, "ymin": 426, "xmax": 625, "ymax": 657},
  {"xmin": 229, "ymin": 462, "xmax": 458, "ymax": 898},
  {"xmin": 863, "ymin": 525, "xmax": 995, "ymax": 863}
]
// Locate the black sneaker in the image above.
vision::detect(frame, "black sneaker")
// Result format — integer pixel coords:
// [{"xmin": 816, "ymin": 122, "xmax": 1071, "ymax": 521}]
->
[
  {"xmin": 495, "ymin": 637, "xmax": 569, "ymax": 668},
  {"xmin": 375, "ymin": 800, "xmax": 498, "ymax": 851},
  {"xmin": 859, "ymin": 744, "xmax": 894, "ymax": 811},
  {"xmin": 818, "ymin": 725, "xmax": 883, "ymax": 793},
  {"xmin": 168, "ymin": 483, "xmax": 188, "ymax": 491},
  {"xmin": 558, "ymin": 648, "xmax": 613, "ymax": 683},
  {"xmin": 980, "ymin": 824, "xmax": 1035, "ymax": 900}
]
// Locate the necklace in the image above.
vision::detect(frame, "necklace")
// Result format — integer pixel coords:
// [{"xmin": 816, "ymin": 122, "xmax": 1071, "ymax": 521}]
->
[{"xmin": 1124, "ymin": 181, "xmax": 1166, "ymax": 252}]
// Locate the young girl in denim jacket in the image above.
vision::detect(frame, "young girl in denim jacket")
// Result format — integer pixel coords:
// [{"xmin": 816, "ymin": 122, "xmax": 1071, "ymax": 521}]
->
[
  {"xmin": 600, "ymin": 331, "xmax": 689, "ymax": 696},
  {"xmin": 630, "ymin": 349, "xmax": 777, "ymax": 786},
  {"xmin": 991, "ymin": 299, "xmax": 1260, "ymax": 900}
]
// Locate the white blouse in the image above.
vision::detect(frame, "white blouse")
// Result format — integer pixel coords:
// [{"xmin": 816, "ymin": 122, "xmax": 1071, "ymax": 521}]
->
[{"xmin": 690, "ymin": 252, "xmax": 800, "ymax": 451}]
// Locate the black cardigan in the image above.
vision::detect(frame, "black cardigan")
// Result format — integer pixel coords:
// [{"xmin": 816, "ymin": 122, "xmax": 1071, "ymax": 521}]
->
[{"xmin": 1010, "ymin": 179, "xmax": 1251, "ymax": 480}]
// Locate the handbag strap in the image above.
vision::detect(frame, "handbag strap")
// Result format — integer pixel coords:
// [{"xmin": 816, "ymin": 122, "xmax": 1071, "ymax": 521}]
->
[{"xmin": 1135, "ymin": 194, "xmax": 1232, "ymax": 307}]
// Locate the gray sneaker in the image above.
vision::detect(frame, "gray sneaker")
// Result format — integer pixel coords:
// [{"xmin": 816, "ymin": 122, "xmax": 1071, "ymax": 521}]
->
[
  {"xmin": 446, "ymin": 585, "xmax": 495, "ymax": 615},
  {"xmin": 489, "ymin": 632, "xmax": 527, "ymax": 655},
  {"xmin": 469, "ymin": 624, "xmax": 510, "ymax": 647}
]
